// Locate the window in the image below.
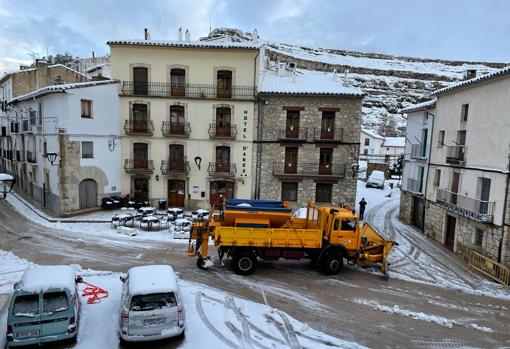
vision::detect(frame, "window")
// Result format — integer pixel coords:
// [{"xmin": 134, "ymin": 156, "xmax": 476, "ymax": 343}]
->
[
  {"xmin": 29, "ymin": 110, "xmax": 36, "ymax": 125},
  {"xmin": 281, "ymin": 182, "xmax": 298, "ymax": 201},
  {"xmin": 316, "ymin": 183, "xmax": 332, "ymax": 203},
  {"xmin": 418, "ymin": 166, "xmax": 424, "ymax": 192},
  {"xmin": 130, "ymin": 293, "xmax": 177, "ymax": 311},
  {"xmin": 438, "ymin": 130, "xmax": 445, "ymax": 146},
  {"xmin": 364, "ymin": 138, "xmax": 370, "ymax": 146},
  {"xmin": 434, "ymin": 169, "xmax": 441, "ymax": 186},
  {"xmin": 82, "ymin": 141, "xmax": 93, "ymax": 159},
  {"xmin": 286, "ymin": 110, "xmax": 300, "ymax": 138},
  {"xmin": 43, "ymin": 292, "xmax": 69, "ymax": 313},
  {"xmin": 475, "ymin": 228, "xmax": 483, "ymax": 247},
  {"xmin": 43, "ymin": 141, "xmax": 47, "ymax": 155},
  {"xmin": 363, "ymin": 149, "xmax": 368, "ymax": 155},
  {"xmin": 461, "ymin": 104, "xmax": 469, "ymax": 122},
  {"xmin": 81, "ymin": 99, "xmax": 92, "ymax": 118},
  {"xmin": 13, "ymin": 294, "xmax": 39, "ymax": 317},
  {"xmin": 457, "ymin": 130, "xmax": 466, "ymax": 146},
  {"xmin": 341, "ymin": 219, "xmax": 356, "ymax": 231},
  {"xmin": 333, "ymin": 219, "xmax": 339, "ymax": 230}
]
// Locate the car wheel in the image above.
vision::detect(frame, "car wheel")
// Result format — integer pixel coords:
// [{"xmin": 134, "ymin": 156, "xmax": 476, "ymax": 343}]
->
[
  {"xmin": 232, "ymin": 253, "xmax": 257, "ymax": 275},
  {"xmin": 365, "ymin": 184, "xmax": 369, "ymax": 188},
  {"xmin": 321, "ymin": 252, "xmax": 343, "ymax": 275},
  {"xmin": 177, "ymin": 329, "xmax": 185, "ymax": 339}
]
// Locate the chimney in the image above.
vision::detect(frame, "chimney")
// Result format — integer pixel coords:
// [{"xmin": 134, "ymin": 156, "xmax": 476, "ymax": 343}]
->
[
  {"xmin": 178, "ymin": 27, "xmax": 183, "ymax": 41},
  {"xmin": 464, "ymin": 69, "xmax": 477, "ymax": 80},
  {"xmin": 185, "ymin": 29, "xmax": 190, "ymax": 41},
  {"xmin": 144, "ymin": 28, "xmax": 150, "ymax": 40},
  {"xmin": 36, "ymin": 60, "xmax": 48, "ymax": 89},
  {"xmin": 92, "ymin": 51, "xmax": 95, "ymax": 59}
]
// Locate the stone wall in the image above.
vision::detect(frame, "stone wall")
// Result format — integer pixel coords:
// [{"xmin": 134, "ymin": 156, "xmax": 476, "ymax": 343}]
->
[
  {"xmin": 423, "ymin": 200, "xmax": 446, "ymax": 244},
  {"xmin": 399, "ymin": 190, "xmax": 413, "ymax": 225}
]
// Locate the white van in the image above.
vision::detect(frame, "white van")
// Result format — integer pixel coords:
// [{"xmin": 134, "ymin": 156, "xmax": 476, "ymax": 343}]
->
[{"xmin": 119, "ymin": 265, "xmax": 185, "ymax": 342}]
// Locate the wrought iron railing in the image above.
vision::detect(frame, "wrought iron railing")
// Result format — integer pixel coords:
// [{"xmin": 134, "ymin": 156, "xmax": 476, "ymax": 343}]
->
[
  {"xmin": 161, "ymin": 122, "xmax": 191, "ymax": 137},
  {"xmin": 207, "ymin": 162, "xmax": 236, "ymax": 176},
  {"xmin": 273, "ymin": 162, "xmax": 346, "ymax": 178},
  {"xmin": 124, "ymin": 120, "xmax": 154, "ymax": 136},
  {"xmin": 411, "ymin": 144, "xmax": 426, "ymax": 159},
  {"xmin": 312, "ymin": 127, "xmax": 343, "ymax": 142},
  {"xmin": 121, "ymin": 81, "xmax": 256, "ymax": 100},
  {"xmin": 277, "ymin": 128, "xmax": 308, "ymax": 142},
  {"xmin": 124, "ymin": 159, "xmax": 154, "ymax": 175},
  {"xmin": 436, "ymin": 188, "xmax": 494, "ymax": 223},
  {"xmin": 446, "ymin": 145, "xmax": 466, "ymax": 165},
  {"xmin": 161, "ymin": 160, "xmax": 190, "ymax": 175},
  {"xmin": 208, "ymin": 124, "xmax": 237, "ymax": 139}
]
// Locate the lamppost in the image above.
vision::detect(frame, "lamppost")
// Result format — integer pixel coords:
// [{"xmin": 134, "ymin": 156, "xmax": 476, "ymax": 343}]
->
[
  {"xmin": 0, "ymin": 173, "xmax": 15, "ymax": 199},
  {"xmin": 44, "ymin": 152, "xmax": 58, "ymax": 166}
]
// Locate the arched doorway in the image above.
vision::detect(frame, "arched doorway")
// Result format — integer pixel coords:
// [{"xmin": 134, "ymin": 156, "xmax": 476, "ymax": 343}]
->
[{"xmin": 79, "ymin": 179, "xmax": 97, "ymax": 209}]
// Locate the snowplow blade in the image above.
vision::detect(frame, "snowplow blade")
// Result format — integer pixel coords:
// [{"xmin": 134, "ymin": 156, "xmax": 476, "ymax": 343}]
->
[{"xmin": 359, "ymin": 223, "xmax": 398, "ymax": 276}]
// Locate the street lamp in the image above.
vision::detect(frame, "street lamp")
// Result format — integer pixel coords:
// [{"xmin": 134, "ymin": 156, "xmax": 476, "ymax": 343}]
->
[
  {"xmin": 45, "ymin": 152, "xmax": 58, "ymax": 166},
  {"xmin": 0, "ymin": 173, "xmax": 15, "ymax": 199}
]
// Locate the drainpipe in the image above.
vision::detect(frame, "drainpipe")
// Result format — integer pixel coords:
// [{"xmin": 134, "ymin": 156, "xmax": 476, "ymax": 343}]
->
[
  {"xmin": 422, "ymin": 110, "xmax": 435, "ymax": 232},
  {"xmin": 498, "ymin": 153, "xmax": 510, "ymax": 263}
]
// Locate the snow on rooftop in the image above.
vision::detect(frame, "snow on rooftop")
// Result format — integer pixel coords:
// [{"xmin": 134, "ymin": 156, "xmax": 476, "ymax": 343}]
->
[
  {"xmin": 401, "ymin": 98, "xmax": 437, "ymax": 113},
  {"xmin": 86, "ymin": 62, "xmax": 110, "ymax": 73},
  {"xmin": 361, "ymin": 128, "xmax": 384, "ymax": 140},
  {"xmin": 259, "ymin": 68, "xmax": 364, "ymax": 96},
  {"xmin": 434, "ymin": 65, "xmax": 510, "ymax": 95},
  {"xmin": 0, "ymin": 173, "xmax": 14, "ymax": 181},
  {"xmin": 128, "ymin": 265, "xmax": 178, "ymax": 296},
  {"xmin": 383, "ymin": 137, "xmax": 406, "ymax": 147},
  {"xmin": 107, "ymin": 39, "xmax": 259, "ymax": 50},
  {"xmin": 21, "ymin": 265, "xmax": 77, "ymax": 294},
  {"xmin": 9, "ymin": 79, "xmax": 118, "ymax": 103}
]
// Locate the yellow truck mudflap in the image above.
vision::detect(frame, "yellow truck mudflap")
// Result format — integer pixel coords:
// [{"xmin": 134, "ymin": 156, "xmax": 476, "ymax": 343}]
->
[{"xmin": 358, "ymin": 223, "xmax": 398, "ymax": 276}]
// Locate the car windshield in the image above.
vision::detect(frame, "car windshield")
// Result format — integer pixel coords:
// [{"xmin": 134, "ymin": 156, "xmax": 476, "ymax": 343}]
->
[
  {"xmin": 13, "ymin": 294, "xmax": 39, "ymax": 317},
  {"xmin": 130, "ymin": 292, "xmax": 177, "ymax": 311},
  {"xmin": 341, "ymin": 219, "xmax": 357, "ymax": 231},
  {"xmin": 43, "ymin": 292, "xmax": 69, "ymax": 314}
]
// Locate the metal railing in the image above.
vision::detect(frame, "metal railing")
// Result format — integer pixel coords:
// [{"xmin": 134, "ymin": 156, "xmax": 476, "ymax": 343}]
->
[
  {"xmin": 208, "ymin": 124, "xmax": 237, "ymax": 139},
  {"xmin": 207, "ymin": 162, "xmax": 236, "ymax": 176},
  {"xmin": 411, "ymin": 144, "xmax": 426, "ymax": 159},
  {"xmin": 121, "ymin": 81, "xmax": 256, "ymax": 100},
  {"xmin": 124, "ymin": 159, "xmax": 154, "ymax": 175},
  {"xmin": 436, "ymin": 188, "xmax": 494, "ymax": 223},
  {"xmin": 273, "ymin": 162, "xmax": 347, "ymax": 178},
  {"xmin": 277, "ymin": 128, "xmax": 308, "ymax": 142},
  {"xmin": 312, "ymin": 127, "xmax": 344, "ymax": 142},
  {"xmin": 446, "ymin": 145, "xmax": 466, "ymax": 165},
  {"xmin": 161, "ymin": 160, "xmax": 190, "ymax": 175},
  {"xmin": 406, "ymin": 178, "xmax": 422, "ymax": 193},
  {"xmin": 161, "ymin": 122, "xmax": 191, "ymax": 137},
  {"xmin": 26, "ymin": 151, "xmax": 36, "ymax": 164},
  {"xmin": 469, "ymin": 250, "xmax": 509, "ymax": 286},
  {"xmin": 124, "ymin": 120, "xmax": 154, "ymax": 136}
]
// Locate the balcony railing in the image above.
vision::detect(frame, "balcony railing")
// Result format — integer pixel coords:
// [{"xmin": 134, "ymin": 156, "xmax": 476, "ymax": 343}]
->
[
  {"xmin": 273, "ymin": 162, "xmax": 346, "ymax": 178},
  {"xmin": 124, "ymin": 120, "xmax": 154, "ymax": 136},
  {"xmin": 26, "ymin": 151, "xmax": 37, "ymax": 164},
  {"xmin": 209, "ymin": 124, "xmax": 237, "ymax": 139},
  {"xmin": 124, "ymin": 159, "xmax": 154, "ymax": 175},
  {"xmin": 411, "ymin": 144, "xmax": 426, "ymax": 159},
  {"xmin": 406, "ymin": 178, "xmax": 423, "ymax": 193},
  {"xmin": 161, "ymin": 160, "xmax": 190, "ymax": 176},
  {"xmin": 446, "ymin": 145, "xmax": 466, "ymax": 165},
  {"xmin": 436, "ymin": 188, "xmax": 494, "ymax": 223},
  {"xmin": 162, "ymin": 122, "xmax": 191, "ymax": 137},
  {"xmin": 207, "ymin": 162, "xmax": 236, "ymax": 177},
  {"xmin": 313, "ymin": 127, "xmax": 344, "ymax": 142},
  {"xmin": 277, "ymin": 128, "xmax": 308, "ymax": 142},
  {"xmin": 120, "ymin": 81, "xmax": 256, "ymax": 100}
]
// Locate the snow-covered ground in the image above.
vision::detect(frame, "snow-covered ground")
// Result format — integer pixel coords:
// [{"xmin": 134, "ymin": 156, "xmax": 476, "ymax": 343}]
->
[{"xmin": 0, "ymin": 250, "xmax": 366, "ymax": 349}]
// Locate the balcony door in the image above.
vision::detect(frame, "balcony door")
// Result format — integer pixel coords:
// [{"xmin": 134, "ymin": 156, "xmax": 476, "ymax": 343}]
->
[
  {"xmin": 477, "ymin": 178, "xmax": 491, "ymax": 214},
  {"xmin": 210, "ymin": 181, "xmax": 234, "ymax": 206},
  {"xmin": 284, "ymin": 147, "xmax": 298, "ymax": 174},
  {"xmin": 133, "ymin": 67, "xmax": 148, "ymax": 95},
  {"xmin": 216, "ymin": 146, "xmax": 231, "ymax": 173},
  {"xmin": 319, "ymin": 149, "xmax": 332, "ymax": 175},
  {"xmin": 169, "ymin": 144, "xmax": 184, "ymax": 171},
  {"xmin": 168, "ymin": 180, "xmax": 185, "ymax": 207},
  {"xmin": 217, "ymin": 70, "xmax": 232, "ymax": 98},
  {"xmin": 170, "ymin": 69, "xmax": 185, "ymax": 97},
  {"xmin": 132, "ymin": 104, "xmax": 148, "ymax": 133},
  {"xmin": 133, "ymin": 143, "xmax": 148, "ymax": 170},
  {"xmin": 216, "ymin": 108, "xmax": 232, "ymax": 137},
  {"xmin": 450, "ymin": 172, "xmax": 460, "ymax": 205},
  {"xmin": 321, "ymin": 112, "xmax": 335, "ymax": 139},
  {"xmin": 170, "ymin": 106, "xmax": 185, "ymax": 134},
  {"xmin": 286, "ymin": 111, "xmax": 300, "ymax": 139},
  {"xmin": 445, "ymin": 215, "xmax": 456, "ymax": 251}
]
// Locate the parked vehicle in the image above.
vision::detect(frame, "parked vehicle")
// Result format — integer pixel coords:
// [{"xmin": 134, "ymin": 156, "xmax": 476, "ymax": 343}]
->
[
  {"xmin": 6, "ymin": 265, "xmax": 82, "ymax": 348},
  {"xmin": 119, "ymin": 265, "xmax": 185, "ymax": 342},
  {"xmin": 366, "ymin": 170, "xmax": 386, "ymax": 189}
]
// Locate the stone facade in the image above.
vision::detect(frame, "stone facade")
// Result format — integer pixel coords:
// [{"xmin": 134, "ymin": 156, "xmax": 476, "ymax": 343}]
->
[
  {"xmin": 254, "ymin": 94, "xmax": 362, "ymax": 208},
  {"xmin": 399, "ymin": 190, "xmax": 413, "ymax": 225}
]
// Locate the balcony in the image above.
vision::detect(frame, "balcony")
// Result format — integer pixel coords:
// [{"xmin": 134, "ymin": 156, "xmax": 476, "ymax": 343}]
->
[
  {"xmin": 410, "ymin": 144, "xmax": 426, "ymax": 159},
  {"xmin": 209, "ymin": 124, "xmax": 237, "ymax": 139},
  {"xmin": 436, "ymin": 188, "xmax": 494, "ymax": 223},
  {"xmin": 120, "ymin": 81, "xmax": 256, "ymax": 100},
  {"xmin": 124, "ymin": 159, "xmax": 154, "ymax": 175},
  {"xmin": 312, "ymin": 127, "xmax": 344, "ymax": 142},
  {"xmin": 162, "ymin": 122, "xmax": 191, "ymax": 138},
  {"xmin": 446, "ymin": 145, "xmax": 466, "ymax": 165},
  {"xmin": 161, "ymin": 160, "xmax": 190, "ymax": 176},
  {"xmin": 124, "ymin": 120, "xmax": 154, "ymax": 136},
  {"xmin": 273, "ymin": 162, "xmax": 346, "ymax": 179},
  {"xmin": 26, "ymin": 151, "xmax": 37, "ymax": 164},
  {"xmin": 406, "ymin": 178, "xmax": 423, "ymax": 193},
  {"xmin": 277, "ymin": 128, "xmax": 308, "ymax": 142},
  {"xmin": 207, "ymin": 162, "xmax": 236, "ymax": 177}
]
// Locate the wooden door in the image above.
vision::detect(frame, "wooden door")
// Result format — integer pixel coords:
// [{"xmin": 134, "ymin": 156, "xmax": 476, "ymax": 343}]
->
[
  {"xmin": 210, "ymin": 181, "xmax": 234, "ymax": 206},
  {"xmin": 79, "ymin": 179, "xmax": 97, "ymax": 209},
  {"xmin": 411, "ymin": 196, "xmax": 424, "ymax": 231},
  {"xmin": 133, "ymin": 178, "xmax": 149, "ymax": 202},
  {"xmin": 216, "ymin": 146, "xmax": 231, "ymax": 173},
  {"xmin": 286, "ymin": 111, "xmax": 300, "ymax": 139},
  {"xmin": 216, "ymin": 108, "xmax": 231, "ymax": 137},
  {"xmin": 168, "ymin": 180, "xmax": 185, "ymax": 207},
  {"xmin": 321, "ymin": 113, "xmax": 335, "ymax": 139},
  {"xmin": 285, "ymin": 147, "xmax": 298, "ymax": 174},
  {"xmin": 217, "ymin": 70, "xmax": 232, "ymax": 98},
  {"xmin": 170, "ymin": 69, "xmax": 185, "ymax": 96},
  {"xmin": 169, "ymin": 145, "xmax": 184, "ymax": 171},
  {"xmin": 319, "ymin": 149, "xmax": 332, "ymax": 175},
  {"xmin": 133, "ymin": 67, "xmax": 148, "ymax": 95},
  {"xmin": 445, "ymin": 215, "xmax": 456, "ymax": 251},
  {"xmin": 132, "ymin": 104, "xmax": 148, "ymax": 133},
  {"xmin": 451, "ymin": 172, "xmax": 460, "ymax": 205},
  {"xmin": 133, "ymin": 143, "xmax": 148, "ymax": 170}
]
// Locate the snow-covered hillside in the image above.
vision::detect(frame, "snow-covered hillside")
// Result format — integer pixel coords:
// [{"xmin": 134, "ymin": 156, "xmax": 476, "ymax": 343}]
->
[{"xmin": 201, "ymin": 28, "xmax": 508, "ymax": 136}]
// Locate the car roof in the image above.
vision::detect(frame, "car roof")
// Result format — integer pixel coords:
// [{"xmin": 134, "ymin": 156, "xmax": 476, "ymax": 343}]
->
[
  {"xmin": 20, "ymin": 265, "xmax": 76, "ymax": 295},
  {"xmin": 128, "ymin": 265, "xmax": 178, "ymax": 296}
]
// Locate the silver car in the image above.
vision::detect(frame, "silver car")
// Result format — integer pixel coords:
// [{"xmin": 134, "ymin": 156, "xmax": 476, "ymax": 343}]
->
[{"xmin": 119, "ymin": 265, "xmax": 185, "ymax": 342}]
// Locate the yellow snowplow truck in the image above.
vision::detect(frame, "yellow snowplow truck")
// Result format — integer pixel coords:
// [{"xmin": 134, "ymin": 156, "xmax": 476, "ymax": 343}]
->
[{"xmin": 188, "ymin": 199, "xmax": 397, "ymax": 276}]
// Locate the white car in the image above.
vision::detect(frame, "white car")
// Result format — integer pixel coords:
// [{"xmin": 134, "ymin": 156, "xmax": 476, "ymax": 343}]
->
[
  {"xmin": 366, "ymin": 170, "xmax": 386, "ymax": 189},
  {"xmin": 119, "ymin": 265, "xmax": 185, "ymax": 342}
]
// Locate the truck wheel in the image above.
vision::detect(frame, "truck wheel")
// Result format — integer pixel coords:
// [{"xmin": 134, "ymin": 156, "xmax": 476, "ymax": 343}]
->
[
  {"xmin": 321, "ymin": 253, "xmax": 343, "ymax": 275},
  {"xmin": 232, "ymin": 253, "xmax": 257, "ymax": 275}
]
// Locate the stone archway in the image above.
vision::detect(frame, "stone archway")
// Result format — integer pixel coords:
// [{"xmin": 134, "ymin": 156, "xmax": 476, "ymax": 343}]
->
[{"xmin": 69, "ymin": 166, "xmax": 108, "ymax": 211}]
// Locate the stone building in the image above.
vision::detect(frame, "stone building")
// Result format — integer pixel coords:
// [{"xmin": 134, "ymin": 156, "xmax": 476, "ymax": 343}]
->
[
  {"xmin": 254, "ymin": 64, "xmax": 364, "ymax": 208},
  {"xmin": 423, "ymin": 66, "xmax": 510, "ymax": 266}
]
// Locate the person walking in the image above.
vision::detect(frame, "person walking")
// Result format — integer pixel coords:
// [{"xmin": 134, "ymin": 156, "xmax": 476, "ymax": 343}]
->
[{"xmin": 359, "ymin": 198, "xmax": 367, "ymax": 220}]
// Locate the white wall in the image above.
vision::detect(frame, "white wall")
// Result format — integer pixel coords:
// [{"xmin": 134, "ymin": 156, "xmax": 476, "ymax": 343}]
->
[{"xmin": 359, "ymin": 130, "xmax": 384, "ymax": 156}]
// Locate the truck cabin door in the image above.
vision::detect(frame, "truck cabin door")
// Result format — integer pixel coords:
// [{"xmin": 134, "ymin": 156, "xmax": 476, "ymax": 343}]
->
[{"xmin": 333, "ymin": 218, "xmax": 358, "ymax": 249}]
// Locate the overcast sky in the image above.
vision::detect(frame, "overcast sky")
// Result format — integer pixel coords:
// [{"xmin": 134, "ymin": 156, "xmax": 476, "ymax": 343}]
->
[{"xmin": 1, "ymin": 0, "xmax": 509, "ymax": 74}]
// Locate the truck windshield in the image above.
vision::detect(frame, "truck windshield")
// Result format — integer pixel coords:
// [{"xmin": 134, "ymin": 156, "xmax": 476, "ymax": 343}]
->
[
  {"xmin": 341, "ymin": 219, "xmax": 356, "ymax": 231},
  {"xmin": 43, "ymin": 292, "xmax": 69, "ymax": 314},
  {"xmin": 13, "ymin": 294, "xmax": 39, "ymax": 317},
  {"xmin": 130, "ymin": 292, "xmax": 177, "ymax": 311}
]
